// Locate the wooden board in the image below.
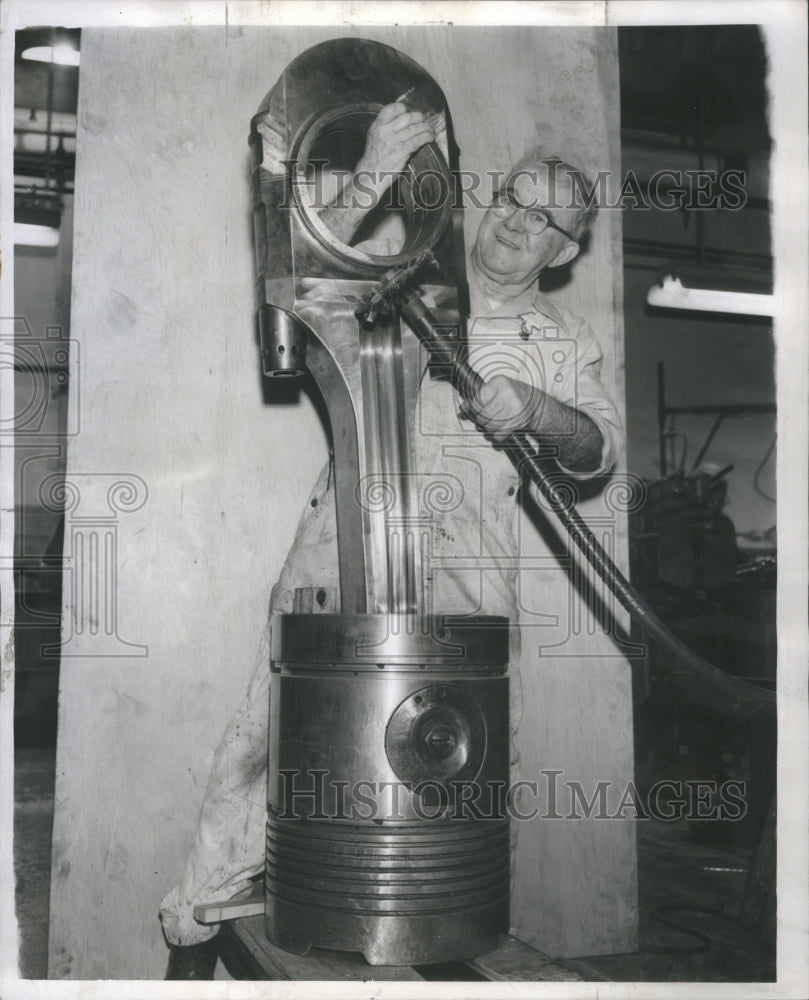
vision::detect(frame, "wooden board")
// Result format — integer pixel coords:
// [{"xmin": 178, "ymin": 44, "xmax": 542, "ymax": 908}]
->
[{"xmin": 469, "ymin": 936, "xmax": 585, "ymax": 982}]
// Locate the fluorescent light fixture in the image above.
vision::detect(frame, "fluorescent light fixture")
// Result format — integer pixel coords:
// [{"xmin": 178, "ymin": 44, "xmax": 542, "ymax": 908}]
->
[
  {"xmin": 21, "ymin": 44, "xmax": 80, "ymax": 67},
  {"xmin": 647, "ymin": 275, "xmax": 773, "ymax": 317},
  {"xmin": 14, "ymin": 223, "xmax": 60, "ymax": 248}
]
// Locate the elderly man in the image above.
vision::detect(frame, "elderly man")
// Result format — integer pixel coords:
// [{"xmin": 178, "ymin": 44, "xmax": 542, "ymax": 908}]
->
[{"xmin": 160, "ymin": 102, "xmax": 622, "ymax": 977}]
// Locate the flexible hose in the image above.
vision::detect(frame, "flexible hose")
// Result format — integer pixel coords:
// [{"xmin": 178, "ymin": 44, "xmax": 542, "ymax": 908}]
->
[{"xmin": 391, "ymin": 288, "xmax": 776, "ymax": 724}]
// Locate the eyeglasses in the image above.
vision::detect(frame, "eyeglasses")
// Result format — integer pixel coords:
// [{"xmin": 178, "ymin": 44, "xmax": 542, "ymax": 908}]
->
[{"xmin": 491, "ymin": 188, "xmax": 578, "ymax": 243}]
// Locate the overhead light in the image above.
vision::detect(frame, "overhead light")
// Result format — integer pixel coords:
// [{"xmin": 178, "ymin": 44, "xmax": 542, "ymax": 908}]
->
[
  {"xmin": 14, "ymin": 193, "xmax": 62, "ymax": 247},
  {"xmin": 21, "ymin": 44, "xmax": 80, "ymax": 67},
  {"xmin": 14, "ymin": 223, "xmax": 60, "ymax": 248},
  {"xmin": 16, "ymin": 27, "xmax": 81, "ymax": 67},
  {"xmin": 647, "ymin": 271, "xmax": 773, "ymax": 317}
]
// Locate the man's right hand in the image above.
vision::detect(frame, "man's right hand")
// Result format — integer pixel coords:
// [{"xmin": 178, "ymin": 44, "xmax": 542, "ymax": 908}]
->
[
  {"xmin": 316, "ymin": 101, "xmax": 437, "ymax": 245},
  {"xmin": 354, "ymin": 102, "xmax": 437, "ymax": 197}
]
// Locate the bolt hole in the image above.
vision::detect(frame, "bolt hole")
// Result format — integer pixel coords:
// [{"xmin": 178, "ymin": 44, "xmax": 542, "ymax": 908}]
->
[
  {"xmin": 316, "ymin": 589, "xmax": 327, "ymax": 607},
  {"xmin": 414, "ymin": 695, "xmax": 423, "ymax": 705},
  {"xmin": 277, "ymin": 344, "xmax": 285, "ymax": 354}
]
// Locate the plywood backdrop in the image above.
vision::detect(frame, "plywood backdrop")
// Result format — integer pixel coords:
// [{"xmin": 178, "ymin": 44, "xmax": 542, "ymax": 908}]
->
[{"xmin": 49, "ymin": 25, "xmax": 635, "ymax": 978}]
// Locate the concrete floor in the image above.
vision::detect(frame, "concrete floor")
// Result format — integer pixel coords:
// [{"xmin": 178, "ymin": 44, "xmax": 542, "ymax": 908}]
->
[{"xmin": 14, "ymin": 745, "xmax": 775, "ymax": 982}]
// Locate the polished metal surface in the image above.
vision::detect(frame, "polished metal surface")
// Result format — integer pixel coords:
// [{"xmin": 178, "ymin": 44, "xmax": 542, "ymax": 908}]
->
[
  {"xmin": 249, "ymin": 37, "xmax": 461, "ymax": 282},
  {"xmin": 385, "ymin": 683, "xmax": 487, "ymax": 786},
  {"xmin": 292, "ymin": 102, "xmax": 452, "ymax": 272},
  {"xmin": 295, "ymin": 322, "xmax": 367, "ymax": 612},
  {"xmin": 267, "ymin": 655, "xmax": 508, "ymax": 820},
  {"xmin": 265, "ymin": 895, "xmax": 507, "ymax": 967},
  {"xmin": 250, "ymin": 37, "xmax": 467, "ymax": 614},
  {"xmin": 253, "ymin": 38, "xmax": 508, "ymax": 966},
  {"xmin": 266, "ymin": 616, "xmax": 510, "ymax": 964},
  {"xmin": 258, "ymin": 305, "xmax": 308, "ymax": 378},
  {"xmin": 358, "ymin": 315, "xmax": 422, "ymax": 613},
  {"xmin": 271, "ymin": 612, "xmax": 509, "ymax": 668}
]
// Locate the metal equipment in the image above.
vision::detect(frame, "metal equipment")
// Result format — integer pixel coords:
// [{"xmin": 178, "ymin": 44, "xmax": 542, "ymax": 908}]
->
[
  {"xmin": 233, "ymin": 34, "xmax": 775, "ymax": 969},
  {"xmin": 249, "ymin": 38, "xmax": 510, "ymax": 965}
]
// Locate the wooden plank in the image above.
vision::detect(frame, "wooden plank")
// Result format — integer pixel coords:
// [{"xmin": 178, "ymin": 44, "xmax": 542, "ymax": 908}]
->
[
  {"xmin": 468, "ymin": 935, "xmax": 583, "ymax": 983},
  {"xmin": 194, "ymin": 898, "xmax": 265, "ymax": 923},
  {"xmin": 293, "ymin": 586, "xmax": 338, "ymax": 613},
  {"xmin": 222, "ymin": 915, "xmax": 425, "ymax": 981}
]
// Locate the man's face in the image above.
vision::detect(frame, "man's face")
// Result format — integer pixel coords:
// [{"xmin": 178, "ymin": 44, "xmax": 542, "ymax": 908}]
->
[{"xmin": 474, "ymin": 167, "xmax": 582, "ymax": 287}]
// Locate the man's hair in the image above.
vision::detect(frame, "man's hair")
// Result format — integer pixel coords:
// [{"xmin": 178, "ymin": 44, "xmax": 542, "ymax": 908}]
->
[{"xmin": 508, "ymin": 150, "xmax": 599, "ymax": 240}]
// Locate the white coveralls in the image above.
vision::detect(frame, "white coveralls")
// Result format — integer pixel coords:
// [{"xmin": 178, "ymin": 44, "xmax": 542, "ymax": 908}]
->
[{"xmin": 159, "ymin": 269, "xmax": 623, "ymax": 946}]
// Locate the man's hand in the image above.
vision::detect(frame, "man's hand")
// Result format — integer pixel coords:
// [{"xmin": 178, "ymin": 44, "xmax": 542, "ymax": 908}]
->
[
  {"xmin": 462, "ymin": 374, "xmax": 604, "ymax": 473},
  {"xmin": 355, "ymin": 102, "xmax": 436, "ymax": 197},
  {"xmin": 317, "ymin": 102, "xmax": 436, "ymax": 245},
  {"xmin": 462, "ymin": 375, "xmax": 543, "ymax": 443}
]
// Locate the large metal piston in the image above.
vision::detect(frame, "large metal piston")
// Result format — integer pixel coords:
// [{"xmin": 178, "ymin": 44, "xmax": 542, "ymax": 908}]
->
[
  {"xmin": 267, "ymin": 614, "xmax": 509, "ymax": 964},
  {"xmin": 251, "ymin": 38, "xmax": 510, "ymax": 964}
]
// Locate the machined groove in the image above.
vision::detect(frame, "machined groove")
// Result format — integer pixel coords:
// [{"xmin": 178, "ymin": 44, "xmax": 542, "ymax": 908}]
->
[
  {"xmin": 267, "ymin": 813, "xmax": 508, "ymax": 849},
  {"xmin": 266, "ymin": 859, "xmax": 508, "ymax": 889},
  {"xmin": 266, "ymin": 841, "xmax": 508, "ymax": 877},
  {"xmin": 266, "ymin": 840, "xmax": 508, "ymax": 870},
  {"xmin": 267, "ymin": 862, "xmax": 507, "ymax": 897},
  {"xmin": 265, "ymin": 878, "xmax": 508, "ymax": 916}
]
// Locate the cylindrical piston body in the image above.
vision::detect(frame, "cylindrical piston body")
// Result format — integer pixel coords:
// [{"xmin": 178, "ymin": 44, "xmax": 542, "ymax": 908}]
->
[{"xmin": 266, "ymin": 613, "xmax": 510, "ymax": 965}]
